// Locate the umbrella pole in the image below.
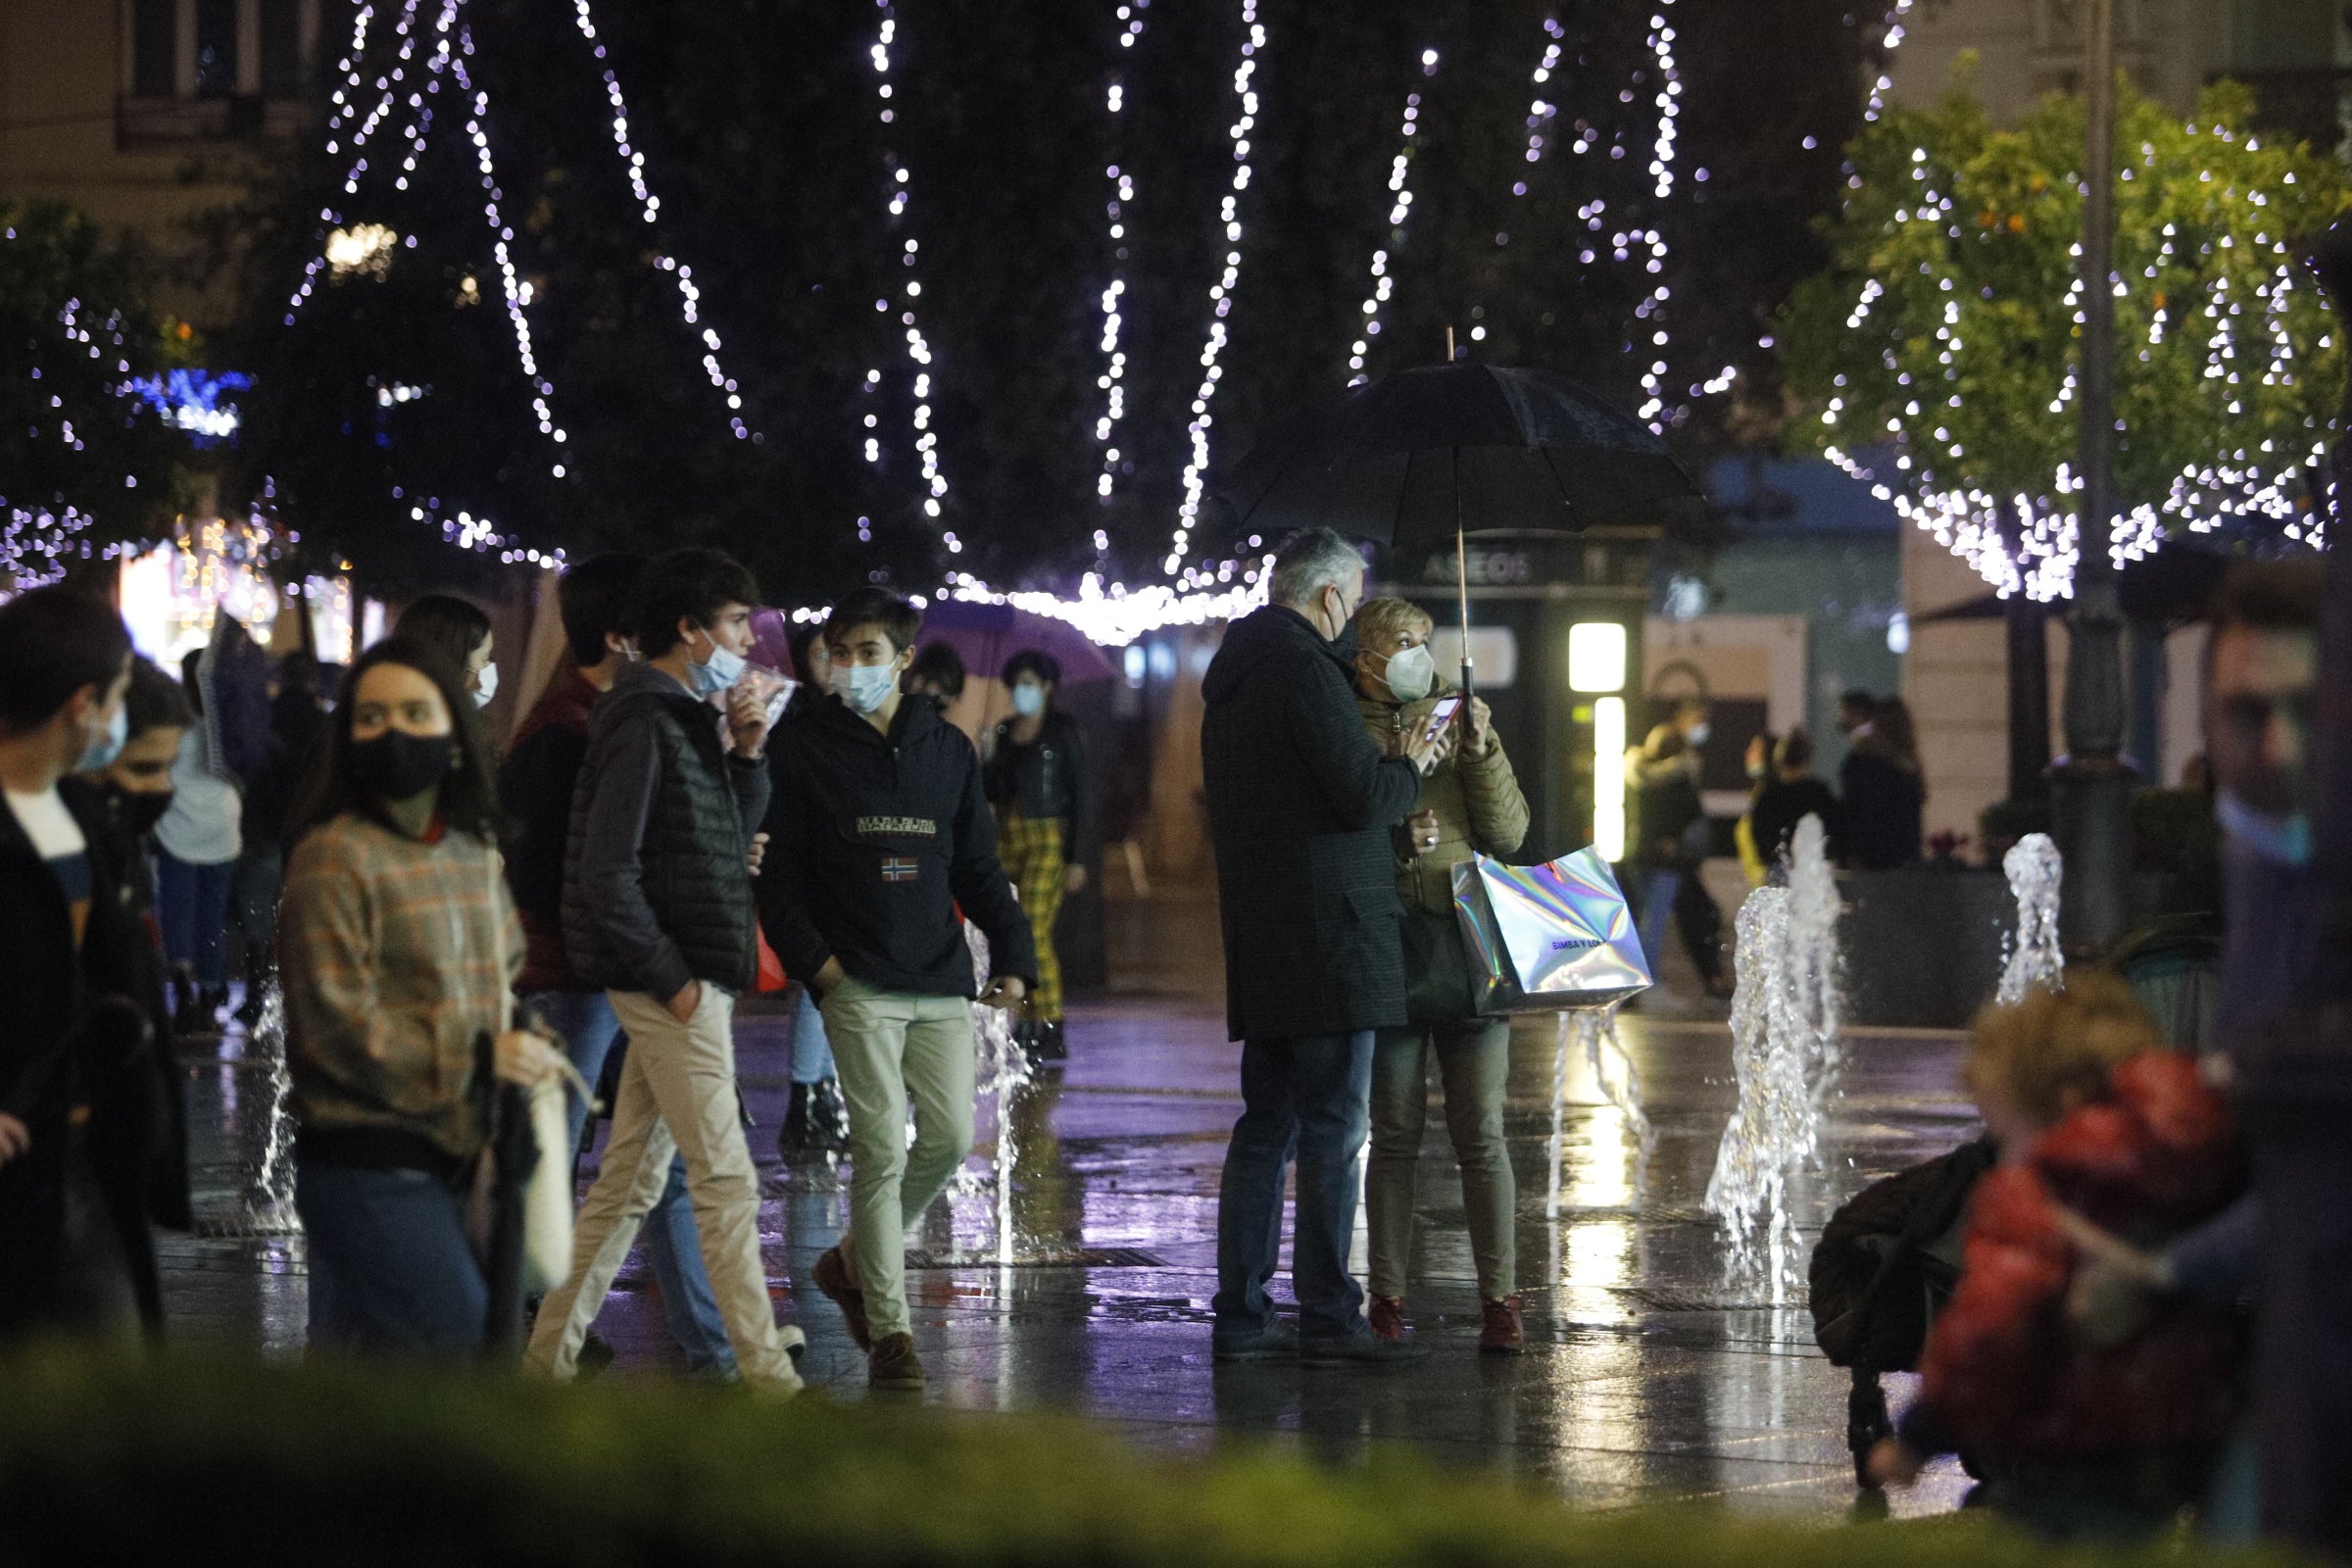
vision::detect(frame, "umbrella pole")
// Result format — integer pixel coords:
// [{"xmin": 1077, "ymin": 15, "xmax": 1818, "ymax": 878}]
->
[{"xmin": 1453, "ymin": 447, "xmax": 1474, "ymax": 702}]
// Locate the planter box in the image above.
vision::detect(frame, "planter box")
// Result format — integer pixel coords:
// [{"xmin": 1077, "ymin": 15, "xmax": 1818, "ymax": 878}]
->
[{"xmin": 1838, "ymin": 867, "xmax": 2012, "ymax": 1030}]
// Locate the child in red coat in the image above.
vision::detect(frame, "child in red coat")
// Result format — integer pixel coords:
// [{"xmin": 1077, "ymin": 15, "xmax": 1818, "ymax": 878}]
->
[{"xmin": 1867, "ymin": 971, "xmax": 2246, "ymax": 1536}]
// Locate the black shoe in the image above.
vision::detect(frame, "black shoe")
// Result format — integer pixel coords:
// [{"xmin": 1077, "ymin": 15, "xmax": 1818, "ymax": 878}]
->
[
  {"xmin": 1300, "ymin": 1330, "xmax": 1429, "ymax": 1367},
  {"xmin": 1211, "ymin": 1322, "xmax": 1299, "ymax": 1362},
  {"xmin": 1033, "ymin": 1019, "xmax": 1067, "ymax": 1061},
  {"xmin": 577, "ymin": 1331, "xmax": 616, "ymax": 1377},
  {"xmin": 1847, "ymin": 1370, "xmax": 1893, "ymax": 1489}
]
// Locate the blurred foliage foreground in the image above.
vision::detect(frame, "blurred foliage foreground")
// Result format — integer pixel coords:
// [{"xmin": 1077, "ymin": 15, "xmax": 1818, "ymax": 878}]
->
[{"xmin": 0, "ymin": 1347, "xmax": 2303, "ymax": 1568}]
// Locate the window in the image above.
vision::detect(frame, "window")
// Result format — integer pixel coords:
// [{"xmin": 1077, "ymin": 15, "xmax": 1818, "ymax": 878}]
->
[
  {"xmin": 130, "ymin": 0, "xmax": 176, "ymax": 96},
  {"xmin": 193, "ymin": 0, "xmax": 238, "ymax": 97},
  {"xmin": 259, "ymin": 0, "xmax": 302, "ymax": 96}
]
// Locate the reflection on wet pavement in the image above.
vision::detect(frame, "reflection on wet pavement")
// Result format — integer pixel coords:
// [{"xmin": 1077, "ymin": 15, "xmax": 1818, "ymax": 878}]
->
[{"xmin": 167, "ymin": 993, "xmax": 1979, "ymax": 1517}]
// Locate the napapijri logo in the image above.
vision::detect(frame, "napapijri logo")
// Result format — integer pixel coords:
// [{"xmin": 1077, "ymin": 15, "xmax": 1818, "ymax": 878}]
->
[
  {"xmin": 1547, "ymin": 937, "xmax": 1602, "ymax": 952},
  {"xmin": 882, "ymin": 857, "xmax": 921, "ymax": 883},
  {"xmin": 858, "ymin": 815, "xmax": 938, "ymax": 837}
]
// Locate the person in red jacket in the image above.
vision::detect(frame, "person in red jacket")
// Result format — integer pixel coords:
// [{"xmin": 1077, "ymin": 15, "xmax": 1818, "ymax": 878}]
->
[{"xmin": 1868, "ymin": 971, "xmax": 2247, "ymax": 1537}]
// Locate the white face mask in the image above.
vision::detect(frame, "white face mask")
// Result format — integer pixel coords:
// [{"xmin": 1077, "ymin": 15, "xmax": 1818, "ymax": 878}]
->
[
  {"xmin": 472, "ymin": 662, "xmax": 499, "ymax": 709},
  {"xmin": 1686, "ymin": 720, "xmax": 1711, "ymax": 748},
  {"xmin": 1380, "ymin": 643, "xmax": 1435, "ymax": 703}
]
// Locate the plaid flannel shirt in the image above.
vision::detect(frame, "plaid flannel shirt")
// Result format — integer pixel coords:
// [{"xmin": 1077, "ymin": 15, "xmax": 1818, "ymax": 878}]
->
[{"xmin": 280, "ymin": 811, "xmax": 522, "ymax": 1167}]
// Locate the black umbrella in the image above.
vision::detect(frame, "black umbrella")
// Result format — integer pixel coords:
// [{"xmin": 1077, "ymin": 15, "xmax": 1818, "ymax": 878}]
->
[{"xmin": 1220, "ymin": 362, "xmax": 1699, "ymax": 698}]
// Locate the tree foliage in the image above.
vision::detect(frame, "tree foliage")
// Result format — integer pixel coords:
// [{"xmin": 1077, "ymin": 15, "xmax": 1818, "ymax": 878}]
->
[
  {"xmin": 1780, "ymin": 77, "xmax": 2348, "ymax": 597},
  {"xmin": 216, "ymin": 0, "xmax": 1863, "ymax": 599},
  {"xmin": 1, "ymin": 203, "xmax": 185, "ymax": 581}
]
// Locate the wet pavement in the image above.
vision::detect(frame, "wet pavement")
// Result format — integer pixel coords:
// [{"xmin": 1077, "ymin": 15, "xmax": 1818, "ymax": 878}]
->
[{"xmin": 167, "ymin": 893, "xmax": 1980, "ymax": 1518}]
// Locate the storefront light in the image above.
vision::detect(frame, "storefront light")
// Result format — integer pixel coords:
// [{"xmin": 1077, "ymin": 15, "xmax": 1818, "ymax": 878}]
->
[
  {"xmin": 1593, "ymin": 694, "xmax": 1627, "ymax": 861},
  {"xmin": 1568, "ymin": 620, "xmax": 1626, "ymax": 693}
]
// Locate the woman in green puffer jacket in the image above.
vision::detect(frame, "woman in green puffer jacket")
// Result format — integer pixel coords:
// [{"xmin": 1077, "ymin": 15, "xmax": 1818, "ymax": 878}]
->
[{"xmin": 1350, "ymin": 598, "xmax": 1531, "ymax": 1354}]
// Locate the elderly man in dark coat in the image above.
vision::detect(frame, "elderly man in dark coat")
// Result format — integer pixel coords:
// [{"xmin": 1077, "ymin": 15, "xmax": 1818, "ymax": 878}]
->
[{"xmin": 1200, "ymin": 528, "xmax": 1445, "ymax": 1364}]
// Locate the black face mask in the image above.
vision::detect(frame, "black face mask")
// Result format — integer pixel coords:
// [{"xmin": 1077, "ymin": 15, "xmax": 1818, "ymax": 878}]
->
[
  {"xmin": 349, "ymin": 729, "xmax": 455, "ymax": 803},
  {"xmin": 107, "ymin": 785, "xmax": 173, "ymax": 838}
]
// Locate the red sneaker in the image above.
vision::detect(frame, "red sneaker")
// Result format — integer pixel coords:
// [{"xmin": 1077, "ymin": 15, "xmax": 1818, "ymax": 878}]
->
[
  {"xmin": 1479, "ymin": 1296, "xmax": 1525, "ymax": 1355},
  {"xmin": 1368, "ymin": 1295, "xmax": 1407, "ymax": 1342}
]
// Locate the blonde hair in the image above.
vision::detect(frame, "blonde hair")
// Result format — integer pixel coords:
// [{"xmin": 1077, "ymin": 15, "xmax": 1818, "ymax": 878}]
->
[
  {"xmin": 1962, "ymin": 969, "xmax": 2162, "ymax": 1126},
  {"xmin": 1353, "ymin": 596, "xmax": 1434, "ymax": 652}
]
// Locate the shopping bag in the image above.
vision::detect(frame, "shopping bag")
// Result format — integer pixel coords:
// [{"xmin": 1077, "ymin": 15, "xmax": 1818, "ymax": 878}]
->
[{"xmin": 1449, "ymin": 847, "xmax": 1651, "ymax": 1013}]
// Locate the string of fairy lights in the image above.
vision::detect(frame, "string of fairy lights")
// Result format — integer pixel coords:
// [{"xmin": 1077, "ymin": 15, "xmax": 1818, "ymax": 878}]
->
[
  {"xmin": 863, "ymin": 1, "xmax": 961, "ymax": 556},
  {"xmin": 567, "ymin": 0, "xmax": 756, "ymax": 443},
  {"xmin": 1164, "ymin": 0, "xmax": 1264, "ymax": 583},
  {"xmin": 1094, "ymin": 1, "xmax": 1151, "ymax": 510},
  {"xmin": 1347, "ymin": 50, "xmax": 1439, "ymax": 383}
]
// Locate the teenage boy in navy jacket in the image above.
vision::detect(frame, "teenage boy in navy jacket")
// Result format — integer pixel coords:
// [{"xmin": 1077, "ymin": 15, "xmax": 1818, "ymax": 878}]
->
[{"xmin": 759, "ymin": 587, "xmax": 1034, "ymax": 1389}]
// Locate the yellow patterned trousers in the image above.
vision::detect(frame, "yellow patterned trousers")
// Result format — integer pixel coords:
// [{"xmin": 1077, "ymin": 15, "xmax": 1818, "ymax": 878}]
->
[{"xmin": 996, "ymin": 811, "xmax": 1064, "ymax": 1022}]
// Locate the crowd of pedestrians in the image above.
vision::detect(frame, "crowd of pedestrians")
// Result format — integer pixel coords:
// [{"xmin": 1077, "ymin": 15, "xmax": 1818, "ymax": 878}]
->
[{"xmin": 0, "ymin": 527, "xmax": 2334, "ymax": 1543}]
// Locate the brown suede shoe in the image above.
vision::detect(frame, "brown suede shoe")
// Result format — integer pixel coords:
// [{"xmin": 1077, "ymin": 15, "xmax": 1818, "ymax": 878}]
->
[
  {"xmin": 868, "ymin": 1332, "xmax": 923, "ymax": 1389},
  {"xmin": 1368, "ymin": 1295, "xmax": 1406, "ymax": 1343},
  {"xmin": 1479, "ymin": 1296, "xmax": 1526, "ymax": 1355},
  {"xmin": 814, "ymin": 1246, "xmax": 871, "ymax": 1350}
]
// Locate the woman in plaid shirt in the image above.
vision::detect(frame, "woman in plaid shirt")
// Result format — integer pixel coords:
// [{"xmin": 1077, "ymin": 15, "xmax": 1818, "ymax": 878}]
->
[{"xmin": 279, "ymin": 638, "xmax": 560, "ymax": 1355}]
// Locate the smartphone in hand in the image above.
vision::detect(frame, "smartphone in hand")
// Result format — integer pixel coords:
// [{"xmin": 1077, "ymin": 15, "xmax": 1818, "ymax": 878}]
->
[{"xmin": 1420, "ymin": 696, "xmax": 1463, "ymax": 747}]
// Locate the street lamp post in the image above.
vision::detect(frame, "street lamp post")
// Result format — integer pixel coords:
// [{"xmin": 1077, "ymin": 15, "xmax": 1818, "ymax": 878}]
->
[{"xmin": 2051, "ymin": 0, "xmax": 2135, "ymax": 951}]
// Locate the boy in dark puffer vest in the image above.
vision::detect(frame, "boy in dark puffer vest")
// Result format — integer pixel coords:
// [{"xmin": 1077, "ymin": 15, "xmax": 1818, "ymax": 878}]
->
[
  {"xmin": 1868, "ymin": 972, "xmax": 2245, "ymax": 1537},
  {"xmin": 524, "ymin": 548, "xmax": 804, "ymax": 1396}
]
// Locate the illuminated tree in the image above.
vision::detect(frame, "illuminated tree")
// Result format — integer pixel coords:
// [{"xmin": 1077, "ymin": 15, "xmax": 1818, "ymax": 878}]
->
[
  {"xmin": 0, "ymin": 203, "xmax": 183, "ymax": 583},
  {"xmin": 1780, "ymin": 77, "xmax": 2346, "ymax": 601}
]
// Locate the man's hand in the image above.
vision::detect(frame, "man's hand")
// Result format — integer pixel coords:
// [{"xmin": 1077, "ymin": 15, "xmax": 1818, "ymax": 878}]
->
[
  {"xmin": 2054, "ymin": 1206, "xmax": 2167, "ymax": 1347},
  {"xmin": 977, "ymin": 975, "xmax": 1028, "ymax": 1011},
  {"xmin": 493, "ymin": 1029, "xmax": 563, "ymax": 1088},
  {"xmin": 811, "ymin": 957, "xmax": 847, "ymax": 997},
  {"xmin": 746, "ymin": 831, "xmax": 769, "ymax": 878},
  {"xmin": 1063, "ymin": 863, "xmax": 1088, "ymax": 895},
  {"xmin": 1406, "ymin": 808, "xmax": 1443, "ymax": 858},
  {"xmin": 1465, "ymin": 697, "xmax": 1495, "ymax": 757},
  {"xmin": 0, "ymin": 1112, "xmax": 27, "ymax": 1168},
  {"xmin": 723, "ymin": 682, "xmax": 771, "ymax": 759},
  {"xmin": 1863, "ymin": 1438, "xmax": 1924, "ymax": 1489},
  {"xmin": 667, "ymin": 979, "xmax": 703, "ymax": 1024}
]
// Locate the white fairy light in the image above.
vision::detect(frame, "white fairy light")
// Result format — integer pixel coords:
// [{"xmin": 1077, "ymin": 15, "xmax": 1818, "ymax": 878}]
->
[
  {"xmin": 1165, "ymin": 0, "xmax": 1263, "ymax": 579},
  {"xmin": 869, "ymin": 2, "xmax": 955, "ymax": 533},
  {"xmin": 568, "ymin": 0, "xmax": 756, "ymax": 441},
  {"xmin": 452, "ymin": 24, "xmax": 567, "ymax": 474},
  {"xmin": 1094, "ymin": 1, "xmax": 1150, "ymax": 504},
  {"xmin": 1635, "ymin": 5, "xmax": 1680, "ymax": 430},
  {"xmin": 1347, "ymin": 49, "xmax": 1438, "ymax": 383}
]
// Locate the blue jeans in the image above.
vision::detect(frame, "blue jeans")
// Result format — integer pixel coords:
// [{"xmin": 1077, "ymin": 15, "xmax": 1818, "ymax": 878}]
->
[
  {"xmin": 528, "ymin": 989, "xmax": 736, "ymax": 1377},
  {"xmin": 1212, "ymin": 1030, "xmax": 1374, "ymax": 1341},
  {"xmin": 157, "ymin": 852, "xmax": 234, "ymax": 985},
  {"xmin": 296, "ymin": 1158, "xmax": 486, "ymax": 1354},
  {"xmin": 789, "ymin": 983, "xmax": 835, "ymax": 1084},
  {"xmin": 1637, "ymin": 867, "xmax": 1682, "ymax": 982}
]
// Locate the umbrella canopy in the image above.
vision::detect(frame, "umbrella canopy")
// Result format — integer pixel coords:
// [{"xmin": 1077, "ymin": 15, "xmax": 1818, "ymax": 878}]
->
[
  {"xmin": 1219, "ymin": 363, "xmax": 1699, "ymax": 550},
  {"xmin": 909, "ymin": 598, "xmax": 1118, "ymax": 685}
]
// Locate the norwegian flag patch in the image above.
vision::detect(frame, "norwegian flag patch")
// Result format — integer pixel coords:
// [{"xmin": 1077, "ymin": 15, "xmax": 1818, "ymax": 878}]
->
[{"xmin": 881, "ymin": 857, "xmax": 921, "ymax": 883}]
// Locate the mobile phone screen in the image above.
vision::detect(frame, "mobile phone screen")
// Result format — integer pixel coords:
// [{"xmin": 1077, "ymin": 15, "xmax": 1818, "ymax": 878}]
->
[{"xmin": 1422, "ymin": 696, "xmax": 1462, "ymax": 745}]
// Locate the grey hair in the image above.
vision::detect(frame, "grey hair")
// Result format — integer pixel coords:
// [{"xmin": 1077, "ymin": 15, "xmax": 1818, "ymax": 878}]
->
[{"xmin": 1267, "ymin": 528, "xmax": 1364, "ymax": 611}]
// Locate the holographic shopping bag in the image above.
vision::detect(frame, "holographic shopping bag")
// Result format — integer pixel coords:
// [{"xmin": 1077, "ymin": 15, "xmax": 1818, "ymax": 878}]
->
[{"xmin": 1449, "ymin": 848, "xmax": 1651, "ymax": 1013}]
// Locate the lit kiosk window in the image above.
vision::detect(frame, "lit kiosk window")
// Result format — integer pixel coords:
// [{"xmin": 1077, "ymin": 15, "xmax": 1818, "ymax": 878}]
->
[{"xmin": 1568, "ymin": 622, "xmax": 1628, "ymax": 861}]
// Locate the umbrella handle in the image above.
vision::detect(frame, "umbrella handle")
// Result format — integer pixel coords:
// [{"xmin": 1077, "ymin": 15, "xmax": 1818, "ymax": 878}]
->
[{"xmin": 1454, "ymin": 466, "xmax": 1475, "ymax": 703}]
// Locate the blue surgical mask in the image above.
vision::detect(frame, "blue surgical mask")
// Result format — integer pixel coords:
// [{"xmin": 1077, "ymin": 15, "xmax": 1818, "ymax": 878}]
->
[
  {"xmin": 685, "ymin": 631, "xmax": 747, "ymax": 699},
  {"xmin": 2216, "ymin": 787, "xmax": 2313, "ymax": 868},
  {"xmin": 1686, "ymin": 721, "xmax": 1712, "ymax": 749},
  {"xmin": 1011, "ymin": 683, "xmax": 1046, "ymax": 717},
  {"xmin": 831, "ymin": 661, "xmax": 899, "ymax": 714},
  {"xmin": 77, "ymin": 702, "xmax": 127, "ymax": 772}
]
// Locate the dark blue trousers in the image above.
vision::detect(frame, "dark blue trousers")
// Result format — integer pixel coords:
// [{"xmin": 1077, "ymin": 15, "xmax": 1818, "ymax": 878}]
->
[{"xmin": 1212, "ymin": 1029, "xmax": 1374, "ymax": 1342}]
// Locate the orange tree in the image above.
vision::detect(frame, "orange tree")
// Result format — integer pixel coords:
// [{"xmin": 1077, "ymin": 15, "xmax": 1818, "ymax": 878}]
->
[{"xmin": 1779, "ymin": 77, "xmax": 2346, "ymax": 601}]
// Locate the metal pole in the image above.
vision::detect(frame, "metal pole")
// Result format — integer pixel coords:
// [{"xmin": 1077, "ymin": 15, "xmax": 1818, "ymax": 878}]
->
[{"xmin": 2051, "ymin": 0, "xmax": 2135, "ymax": 952}]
